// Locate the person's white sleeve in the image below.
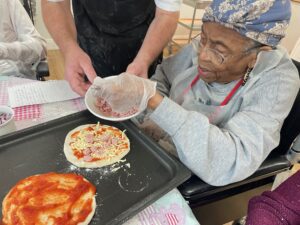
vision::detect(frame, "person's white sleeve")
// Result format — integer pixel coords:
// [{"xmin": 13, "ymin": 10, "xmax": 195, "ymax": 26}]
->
[
  {"xmin": 0, "ymin": 0, "xmax": 46, "ymax": 65},
  {"xmin": 49, "ymin": 0, "xmax": 180, "ymax": 10},
  {"xmin": 155, "ymin": 0, "xmax": 181, "ymax": 11}
]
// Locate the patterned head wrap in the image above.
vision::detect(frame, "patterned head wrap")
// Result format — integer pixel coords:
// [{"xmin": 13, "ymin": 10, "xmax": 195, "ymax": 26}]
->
[{"xmin": 202, "ymin": 0, "xmax": 291, "ymax": 47}]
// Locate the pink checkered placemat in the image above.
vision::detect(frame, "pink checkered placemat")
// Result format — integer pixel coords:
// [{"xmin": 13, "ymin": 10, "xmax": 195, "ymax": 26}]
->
[
  {"xmin": 0, "ymin": 77, "xmax": 41, "ymax": 121},
  {"xmin": 13, "ymin": 105, "xmax": 41, "ymax": 121},
  {"xmin": 73, "ymin": 98, "xmax": 86, "ymax": 111}
]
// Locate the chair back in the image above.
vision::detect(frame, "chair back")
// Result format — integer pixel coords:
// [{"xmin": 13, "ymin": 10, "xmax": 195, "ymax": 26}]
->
[{"xmin": 270, "ymin": 59, "xmax": 300, "ymax": 157}]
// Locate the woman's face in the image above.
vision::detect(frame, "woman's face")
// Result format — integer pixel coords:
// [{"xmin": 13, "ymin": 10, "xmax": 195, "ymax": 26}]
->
[{"xmin": 197, "ymin": 22, "xmax": 258, "ymax": 83}]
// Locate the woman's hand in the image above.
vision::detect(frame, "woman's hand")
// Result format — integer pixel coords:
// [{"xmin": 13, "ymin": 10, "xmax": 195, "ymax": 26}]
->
[{"xmin": 92, "ymin": 73, "xmax": 157, "ymax": 114}]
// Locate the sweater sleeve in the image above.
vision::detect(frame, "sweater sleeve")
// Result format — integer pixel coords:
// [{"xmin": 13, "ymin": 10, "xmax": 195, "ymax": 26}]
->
[
  {"xmin": 0, "ymin": 0, "xmax": 46, "ymax": 65},
  {"xmin": 246, "ymin": 171, "xmax": 300, "ymax": 225},
  {"xmin": 150, "ymin": 66, "xmax": 299, "ymax": 186}
]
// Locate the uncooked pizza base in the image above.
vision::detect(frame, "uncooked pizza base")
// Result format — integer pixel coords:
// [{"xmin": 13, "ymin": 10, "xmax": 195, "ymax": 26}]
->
[
  {"xmin": 64, "ymin": 124, "xmax": 130, "ymax": 168},
  {"xmin": 2, "ymin": 173, "xmax": 96, "ymax": 225},
  {"xmin": 79, "ymin": 196, "xmax": 96, "ymax": 225}
]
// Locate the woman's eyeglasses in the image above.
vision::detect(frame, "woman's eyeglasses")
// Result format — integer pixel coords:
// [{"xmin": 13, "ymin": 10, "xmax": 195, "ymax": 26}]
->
[{"xmin": 191, "ymin": 35, "xmax": 263, "ymax": 65}]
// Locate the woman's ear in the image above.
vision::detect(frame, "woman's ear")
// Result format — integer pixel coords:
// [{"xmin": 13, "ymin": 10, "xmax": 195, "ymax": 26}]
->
[
  {"xmin": 248, "ymin": 53, "xmax": 257, "ymax": 69},
  {"xmin": 248, "ymin": 45, "xmax": 273, "ymax": 68},
  {"xmin": 259, "ymin": 46, "xmax": 273, "ymax": 52}
]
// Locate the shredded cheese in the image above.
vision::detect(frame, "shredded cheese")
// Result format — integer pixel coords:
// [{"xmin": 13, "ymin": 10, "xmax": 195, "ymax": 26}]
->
[{"xmin": 70, "ymin": 125, "xmax": 128, "ymax": 161}]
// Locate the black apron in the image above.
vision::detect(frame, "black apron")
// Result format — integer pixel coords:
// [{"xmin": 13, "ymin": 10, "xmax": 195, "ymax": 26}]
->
[{"xmin": 72, "ymin": 0, "xmax": 160, "ymax": 77}]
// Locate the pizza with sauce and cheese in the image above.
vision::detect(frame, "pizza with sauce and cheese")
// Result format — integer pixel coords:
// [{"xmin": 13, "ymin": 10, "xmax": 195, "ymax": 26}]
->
[
  {"xmin": 1, "ymin": 172, "xmax": 96, "ymax": 225},
  {"xmin": 64, "ymin": 123, "xmax": 130, "ymax": 168}
]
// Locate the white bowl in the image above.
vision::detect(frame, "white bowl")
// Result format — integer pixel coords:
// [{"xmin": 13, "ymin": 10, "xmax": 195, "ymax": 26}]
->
[
  {"xmin": 0, "ymin": 105, "xmax": 16, "ymax": 136},
  {"xmin": 85, "ymin": 77, "xmax": 141, "ymax": 121}
]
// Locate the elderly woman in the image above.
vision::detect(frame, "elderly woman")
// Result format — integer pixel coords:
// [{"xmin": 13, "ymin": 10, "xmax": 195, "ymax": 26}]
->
[{"xmin": 94, "ymin": 0, "xmax": 300, "ymax": 186}]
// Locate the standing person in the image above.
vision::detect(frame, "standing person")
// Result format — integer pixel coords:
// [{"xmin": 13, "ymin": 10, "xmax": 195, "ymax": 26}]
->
[
  {"xmin": 0, "ymin": 0, "xmax": 46, "ymax": 78},
  {"xmin": 41, "ymin": 0, "xmax": 180, "ymax": 96}
]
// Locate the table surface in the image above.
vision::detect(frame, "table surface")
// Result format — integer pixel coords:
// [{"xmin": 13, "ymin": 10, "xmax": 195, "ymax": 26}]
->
[{"xmin": 0, "ymin": 76, "xmax": 198, "ymax": 225}]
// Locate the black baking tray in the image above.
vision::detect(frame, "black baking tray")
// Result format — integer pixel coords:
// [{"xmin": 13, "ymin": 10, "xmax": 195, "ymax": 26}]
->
[{"xmin": 0, "ymin": 110, "xmax": 191, "ymax": 225}]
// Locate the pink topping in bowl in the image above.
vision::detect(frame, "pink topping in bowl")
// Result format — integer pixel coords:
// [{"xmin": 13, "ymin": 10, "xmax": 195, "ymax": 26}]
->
[
  {"xmin": 0, "ymin": 113, "xmax": 12, "ymax": 125},
  {"xmin": 94, "ymin": 97, "xmax": 138, "ymax": 118}
]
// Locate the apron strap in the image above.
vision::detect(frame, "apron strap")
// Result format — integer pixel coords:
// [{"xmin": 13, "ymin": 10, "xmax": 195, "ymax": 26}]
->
[{"xmin": 182, "ymin": 66, "xmax": 243, "ymax": 106}]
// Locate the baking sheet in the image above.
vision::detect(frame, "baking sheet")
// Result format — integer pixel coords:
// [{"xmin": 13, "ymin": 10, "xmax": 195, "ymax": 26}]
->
[{"xmin": 0, "ymin": 110, "xmax": 191, "ymax": 225}]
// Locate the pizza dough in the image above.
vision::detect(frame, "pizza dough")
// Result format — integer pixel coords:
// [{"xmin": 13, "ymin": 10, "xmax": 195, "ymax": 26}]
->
[
  {"xmin": 64, "ymin": 124, "xmax": 130, "ymax": 168},
  {"xmin": 2, "ymin": 172, "xmax": 96, "ymax": 225}
]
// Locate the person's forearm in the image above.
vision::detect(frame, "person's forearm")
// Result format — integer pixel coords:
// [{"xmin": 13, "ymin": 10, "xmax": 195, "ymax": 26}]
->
[
  {"xmin": 133, "ymin": 7, "xmax": 179, "ymax": 67},
  {"xmin": 41, "ymin": 0, "xmax": 78, "ymax": 54}
]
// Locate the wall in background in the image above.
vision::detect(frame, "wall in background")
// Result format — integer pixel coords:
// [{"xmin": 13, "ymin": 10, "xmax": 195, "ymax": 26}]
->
[
  {"xmin": 175, "ymin": 1, "xmax": 300, "ymax": 53},
  {"xmin": 34, "ymin": 1, "xmax": 300, "ymax": 52},
  {"xmin": 281, "ymin": 1, "xmax": 300, "ymax": 52},
  {"xmin": 173, "ymin": 4, "xmax": 204, "ymax": 40}
]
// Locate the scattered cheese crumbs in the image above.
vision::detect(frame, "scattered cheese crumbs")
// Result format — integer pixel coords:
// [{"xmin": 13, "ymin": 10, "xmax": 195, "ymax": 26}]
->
[
  {"xmin": 96, "ymin": 122, "xmax": 100, "ymax": 130},
  {"xmin": 111, "ymin": 167, "xmax": 121, "ymax": 172},
  {"xmin": 122, "ymin": 129, "xmax": 126, "ymax": 138}
]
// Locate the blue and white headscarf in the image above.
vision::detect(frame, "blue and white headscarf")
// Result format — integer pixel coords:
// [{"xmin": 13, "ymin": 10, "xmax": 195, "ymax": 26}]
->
[{"xmin": 202, "ymin": 0, "xmax": 291, "ymax": 47}]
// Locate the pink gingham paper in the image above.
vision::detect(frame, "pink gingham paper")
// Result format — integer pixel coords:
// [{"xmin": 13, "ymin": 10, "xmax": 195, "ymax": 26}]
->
[
  {"xmin": 0, "ymin": 77, "xmax": 41, "ymax": 121},
  {"xmin": 0, "ymin": 77, "xmax": 199, "ymax": 225},
  {"xmin": 0, "ymin": 77, "xmax": 86, "ymax": 123}
]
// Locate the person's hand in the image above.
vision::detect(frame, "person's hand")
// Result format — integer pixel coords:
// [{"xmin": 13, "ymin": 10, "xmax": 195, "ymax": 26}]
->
[
  {"xmin": 126, "ymin": 60, "xmax": 149, "ymax": 78},
  {"xmin": 63, "ymin": 46, "xmax": 97, "ymax": 96},
  {"xmin": 92, "ymin": 73, "xmax": 156, "ymax": 114}
]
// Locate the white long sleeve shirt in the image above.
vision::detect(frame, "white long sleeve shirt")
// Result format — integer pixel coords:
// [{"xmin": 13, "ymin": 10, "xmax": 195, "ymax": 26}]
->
[
  {"xmin": 0, "ymin": 0, "xmax": 46, "ymax": 78},
  {"xmin": 47, "ymin": 0, "xmax": 181, "ymax": 12}
]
